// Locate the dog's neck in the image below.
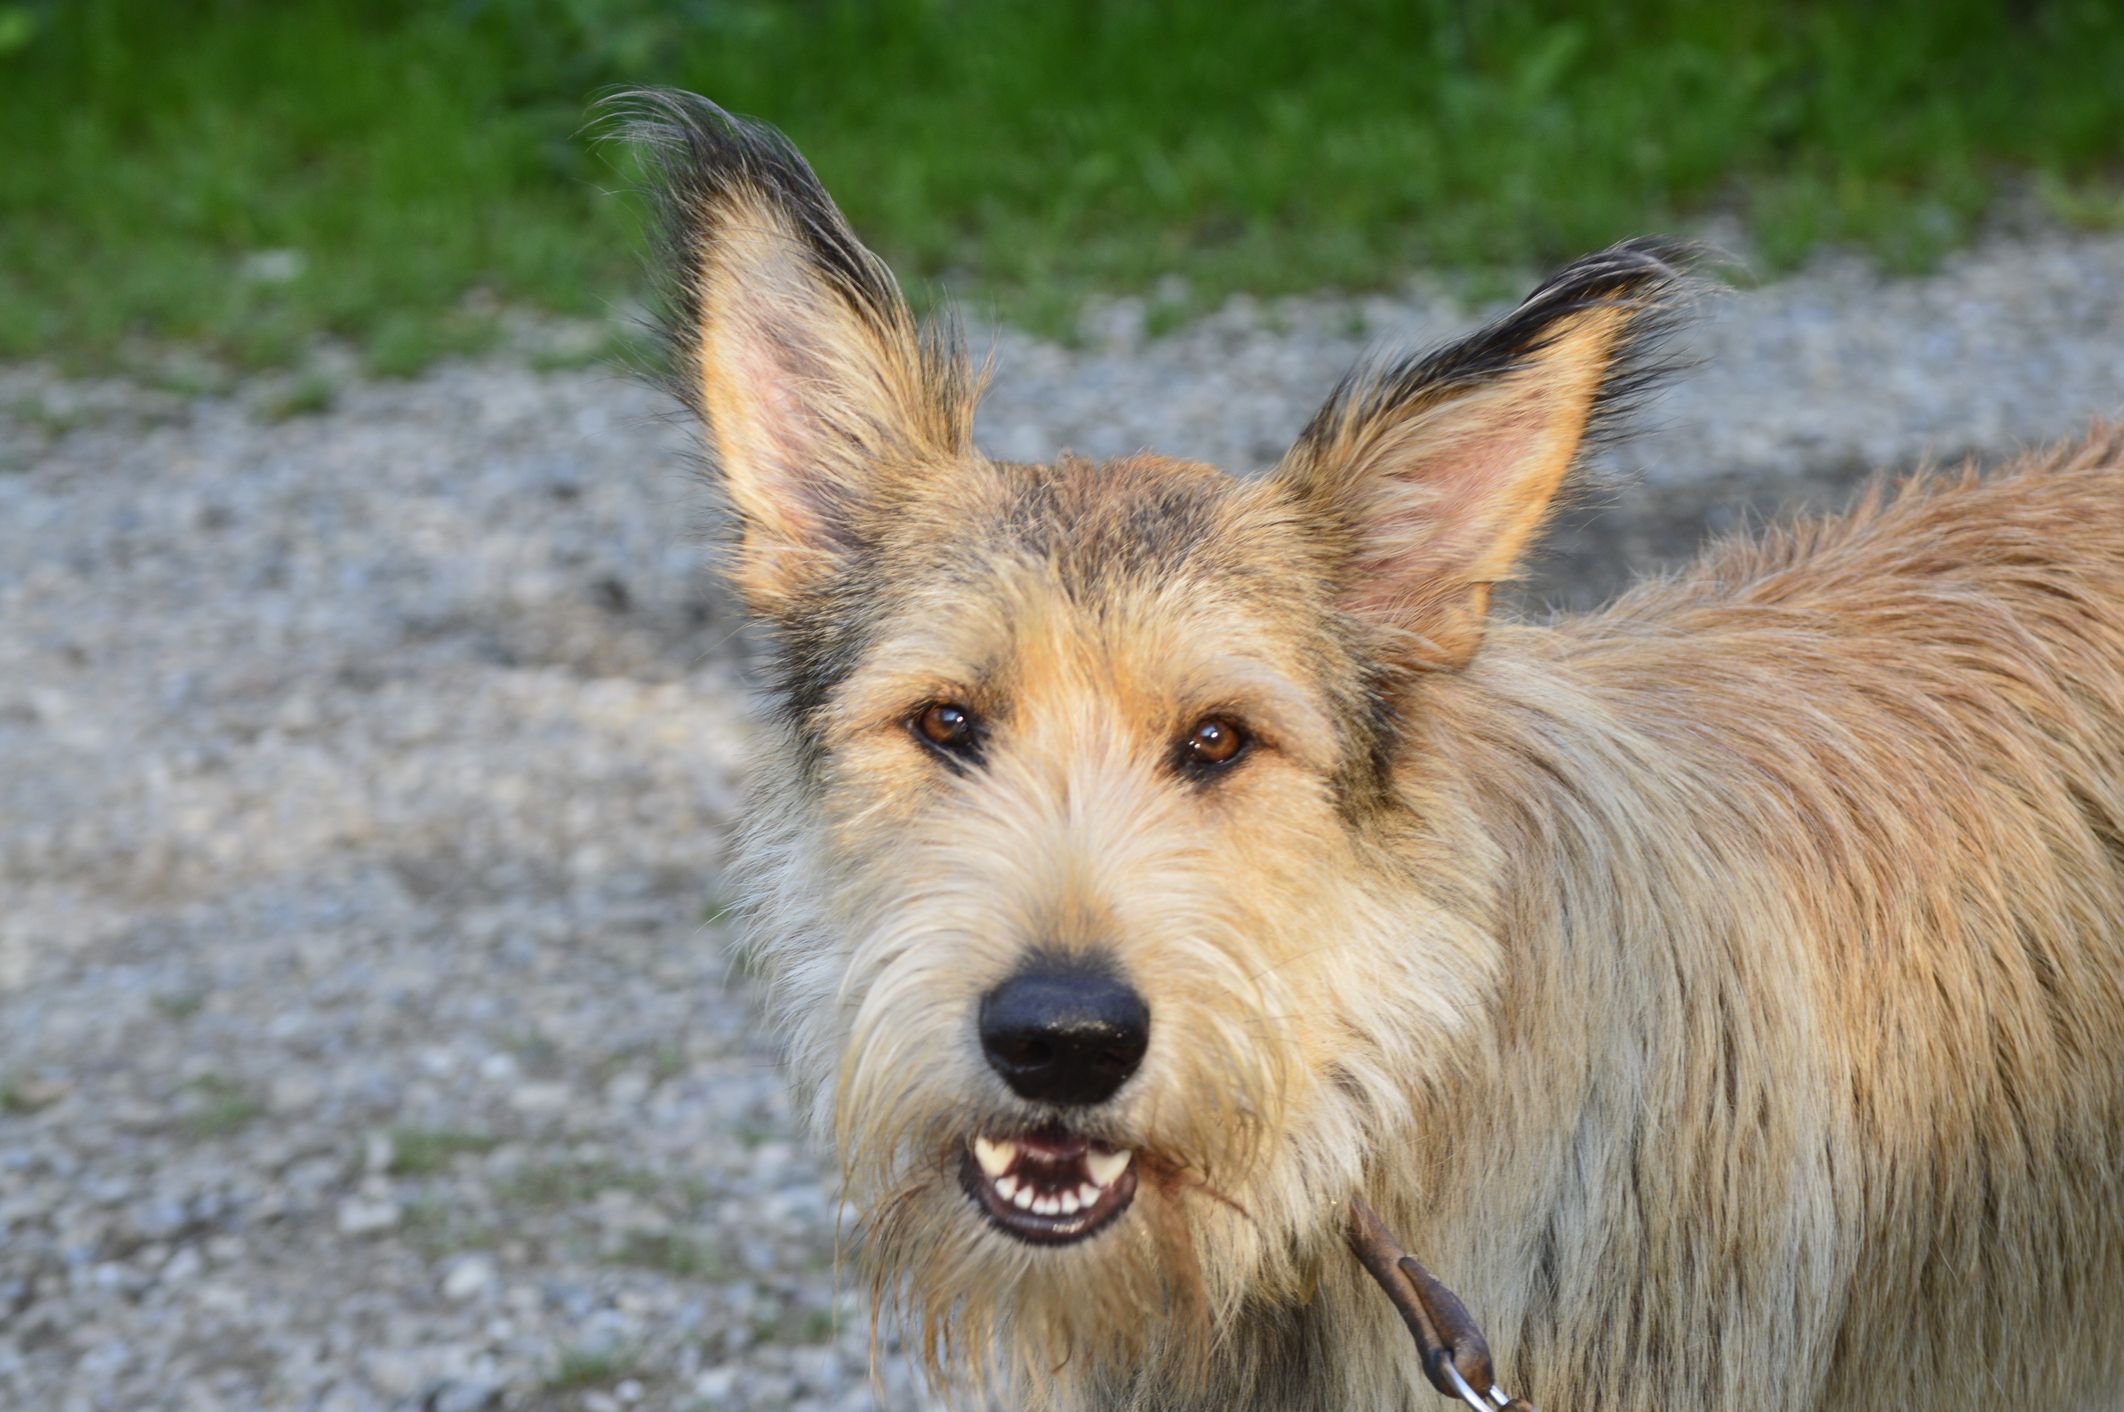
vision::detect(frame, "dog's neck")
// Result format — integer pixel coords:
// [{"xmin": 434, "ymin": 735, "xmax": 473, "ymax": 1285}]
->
[{"xmin": 1365, "ymin": 616, "xmax": 1849, "ymax": 1409}]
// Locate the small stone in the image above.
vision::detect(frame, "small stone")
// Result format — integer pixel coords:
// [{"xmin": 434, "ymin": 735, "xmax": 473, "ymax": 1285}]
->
[
  {"xmin": 2, "ymin": 1077, "xmax": 68, "ymax": 1112},
  {"xmin": 238, "ymin": 248, "xmax": 307, "ymax": 284},
  {"xmin": 335, "ymin": 1197, "xmax": 401, "ymax": 1236},
  {"xmin": 509, "ymin": 1081, "xmax": 570, "ymax": 1115},
  {"xmin": 269, "ymin": 1072, "xmax": 322, "ymax": 1112},
  {"xmin": 429, "ymin": 1378, "xmax": 502, "ymax": 1412},
  {"xmin": 441, "ymin": 1253, "xmax": 498, "ymax": 1302},
  {"xmin": 791, "ymin": 1346, "xmax": 842, "ymax": 1392},
  {"xmin": 130, "ymin": 1198, "xmax": 192, "ymax": 1242}
]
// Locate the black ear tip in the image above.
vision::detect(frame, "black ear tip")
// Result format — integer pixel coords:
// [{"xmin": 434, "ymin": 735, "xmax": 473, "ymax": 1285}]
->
[
  {"xmin": 1534, "ymin": 235, "xmax": 1708, "ymax": 304},
  {"xmin": 1611, "ymin": 233, "xmax": 1704, "ymax": 267},
  {"xmin": 591, "ymin": 85, "xmax": 734, "ymax": 135},
  {"xmin": 593, "ymin": 87, "xmax": 813, "ymax": 193},
  {"xmin": 1577, "ymin": 235, "xmax": 1744, "ymax": 306},
  {"xmin": 589, "ymin": 86, "xmax": 717, "ymax": 154}
]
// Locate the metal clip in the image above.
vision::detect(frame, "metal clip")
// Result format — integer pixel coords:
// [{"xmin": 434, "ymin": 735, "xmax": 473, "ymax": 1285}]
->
[{"xmin": 1440, "ymin": 1359, "xmax": 1527, "ymax": 1410}]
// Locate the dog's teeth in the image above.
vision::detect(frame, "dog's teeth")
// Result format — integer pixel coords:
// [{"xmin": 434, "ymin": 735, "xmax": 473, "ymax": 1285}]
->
[
  {"xmin": 995, "ymin": 1174, "xmax": 1019, "ymax": 1200},
  {"xmin": 1085, "ymin": 1148, "xmax": 1132, "ymax": 1187},
  {"xmin": 1034, "ymin": 1195, "xmax": 1060, "ymax": 1216},
  {"xmin": 1057, "ymin": 1190, "xmax": 1081, "ymax": 1215},
  {"xmin": 973, "ymin": 1135, "xmax": 1017, "ymax": 1178},
  {"xmin": 1076, "ymin": 1182, "xmax": 1101, "ymax": 1207},
  {"xmin": 1012, "ymin": 1185, "xmax": 1036, "ymax": 1211}
]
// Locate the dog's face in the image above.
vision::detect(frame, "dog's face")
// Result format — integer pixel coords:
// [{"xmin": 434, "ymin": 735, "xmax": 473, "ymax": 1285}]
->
[
  {"xmin": 626, "ymin": 93, "xmax": 1685, "ymax": 1392},
  {"xmin": 760, "ymin": 452, "xmax": 1414, "ymax": 1358}
]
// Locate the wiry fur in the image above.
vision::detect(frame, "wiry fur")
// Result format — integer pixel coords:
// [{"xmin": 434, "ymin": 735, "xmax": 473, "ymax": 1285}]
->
[{"xmin": 616, "ymin": 91, "xmax": 2124, "ymax": 1410}]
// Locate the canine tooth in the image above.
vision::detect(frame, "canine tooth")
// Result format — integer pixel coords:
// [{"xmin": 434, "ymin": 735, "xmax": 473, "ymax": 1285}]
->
[
  {"xmin": 973, "ymin": 1135, "xmax": 1017, "ymax": 1178},
  {"xmin": 1012, "ymin": 1185, "xmax": 1036, "ymax": 1210},
  {"xmin": 995, "ymin": 1175, "xmax": 1020, "ymax": 1200},
  {"xmin": 1034, "ymin": 1195, "xmax": 1061, "ymax": 1215},
  {"xmin": 1085, "ymin": 1149, "xmax": 1132, "ymax": 1187}
]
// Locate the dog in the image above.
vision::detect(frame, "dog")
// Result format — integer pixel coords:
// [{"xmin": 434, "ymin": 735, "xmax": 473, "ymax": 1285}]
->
[{"xmin": 618, "ymin": 91, "xmax": 2124, "ymax": 1410}]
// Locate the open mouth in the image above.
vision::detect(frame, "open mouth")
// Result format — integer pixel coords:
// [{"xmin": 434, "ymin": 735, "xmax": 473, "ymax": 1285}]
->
[{"xmin": 959, "ymin": 1124, "xmax": 1138, "ymax": 1245}]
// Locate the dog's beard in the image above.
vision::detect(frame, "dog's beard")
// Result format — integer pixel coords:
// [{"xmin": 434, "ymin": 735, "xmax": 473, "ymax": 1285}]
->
[
  {"xmin": 825, "ymin": 918, "xmax": 1326, "ymax": 1402},
  {"xmin": 857, "ymin": 1139, "xmax": 1214, "ymax": 1399}
]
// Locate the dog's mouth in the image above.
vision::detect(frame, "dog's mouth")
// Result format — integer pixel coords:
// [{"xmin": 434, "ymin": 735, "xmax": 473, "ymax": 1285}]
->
[{"xmin": 958, "ymin": 1123, "xmax": 1138, "ymax": 1246}]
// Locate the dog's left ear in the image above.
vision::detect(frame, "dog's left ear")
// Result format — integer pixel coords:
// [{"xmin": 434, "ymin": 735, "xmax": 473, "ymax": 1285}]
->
[
  {"xmin": 614, "ymin": 91, "xmax": 979, "ymax": 620},
  {"xmin": 1274, "ymin": 239, "xmax": 1695, "ymax": 670}
]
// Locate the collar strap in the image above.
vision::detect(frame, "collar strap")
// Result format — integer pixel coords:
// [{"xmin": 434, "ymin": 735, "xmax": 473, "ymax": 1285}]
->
[{"xmin": 1347, "ymin": 1195, "xmax": 1539, "ymax": 1411}]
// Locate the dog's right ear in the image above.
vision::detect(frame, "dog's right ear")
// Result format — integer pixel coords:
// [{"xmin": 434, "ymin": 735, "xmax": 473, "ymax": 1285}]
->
[
  {"xmin": 1272, "ymin": 239, "xmax": 1696, "ymax": 671},
  {"xmin": 613, "ymin": 91, "xmax": 978, "ymax": 618}
]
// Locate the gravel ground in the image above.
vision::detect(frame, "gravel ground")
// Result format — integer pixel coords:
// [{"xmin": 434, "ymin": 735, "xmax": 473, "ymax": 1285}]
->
[{"xmin": 4, "ymin": 228, "xmax": 2122, "ymax": 1412}]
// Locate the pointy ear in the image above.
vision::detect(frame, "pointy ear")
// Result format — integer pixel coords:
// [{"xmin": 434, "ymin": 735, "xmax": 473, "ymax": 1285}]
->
[
  {"xmin": 615, "ymin": 91, "xmax": 979, "ymax": 619},
  {"xmin": 1273, "ymin": 239, "xmax": 1696, "ymax": 670}
]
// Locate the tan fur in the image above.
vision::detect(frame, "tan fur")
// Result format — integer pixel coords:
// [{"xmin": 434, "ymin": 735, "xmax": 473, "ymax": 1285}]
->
[{"xmin": 624, "ymin": 94, "xmax": 2124, "ymax": 1412}]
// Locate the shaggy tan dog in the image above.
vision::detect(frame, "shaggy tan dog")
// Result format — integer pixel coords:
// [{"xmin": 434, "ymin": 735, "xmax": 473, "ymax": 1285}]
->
[{"xmin": 620, "ymin": 91, "xmax": 2124, "ymax": 1410}]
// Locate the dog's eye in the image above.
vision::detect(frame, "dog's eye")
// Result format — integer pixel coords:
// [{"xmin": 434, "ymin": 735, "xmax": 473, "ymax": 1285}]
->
[
  {"xmin": 913, "ymin": 701, "xmax": 980, "ymax": 760},
  {"xmin": 1177, "ymin": 715, "xmax": 1249, "ymax": 777}
]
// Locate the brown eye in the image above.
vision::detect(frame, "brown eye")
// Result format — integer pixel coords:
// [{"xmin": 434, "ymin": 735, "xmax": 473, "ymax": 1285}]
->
[
  {"xmin": 914, "ymin": 701, "xmax": 979, "ymax": 758},
  {"xmin": 1179, "ymin": 716, "xmax": 1248, "ymax": 775}
]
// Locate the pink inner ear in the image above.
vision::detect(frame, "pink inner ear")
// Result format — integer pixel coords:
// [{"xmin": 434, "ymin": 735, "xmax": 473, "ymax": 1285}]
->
[
  {"xmin": 1342, "ymin": 388, "xmax": 1551, "ymax": 617},
  {"xmin": 736, "ymin": 335, "xmax": 815, "ymax": 482},
  {"xmin": 708, "ymin": 311, "xmax": 843, "ymax": 550}
]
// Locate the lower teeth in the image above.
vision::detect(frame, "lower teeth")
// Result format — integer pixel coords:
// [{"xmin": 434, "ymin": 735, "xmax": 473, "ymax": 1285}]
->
[{"xmin": 999, "ymin": 1178, "xmax": 1106, "ymax": 1217}]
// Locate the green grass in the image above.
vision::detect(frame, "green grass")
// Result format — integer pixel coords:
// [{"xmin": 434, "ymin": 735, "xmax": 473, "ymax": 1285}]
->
[
  {"xmin": 0, "ymin": 1077, "xmax": 63, "ymax": 1115},
  {"xmin": 401, "ymin": 1198, "xmax": 502, "ymax": 1259},
  {"xmin": 152, "ymin": 989, "xmax": 206, "ymax": 1021},
  {"xmin": 750, "ymin": 1305, "xmax": 838, "ymax": 1348},
  {"xmin": 543, "ymin": 1343, "xmax": 638, "ymax": 1393},
  {"xmin": 500, "ymin": 1158, "xmax": 663, "ymax": 1208},
  {"xmin": 3, "ymin": 0, "xmax": 2122, "ymax": 375},
  {"xmin": 606, "ymin": 1229, "xmax": 731, "ymax": 1281},
  {"xmin": 386, "ymin": 1126, "xmax": 503, "ymax": 1177},
  {"xmin": 258, "ymin": 370, "xmax": 338, "ymax": 423},
  {"xmin": 175, "ymin": 1074, "xmax": 266, "ymax": 1139}
]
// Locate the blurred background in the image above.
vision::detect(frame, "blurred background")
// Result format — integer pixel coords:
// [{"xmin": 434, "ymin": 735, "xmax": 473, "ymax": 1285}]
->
[
  {"xmin": 4, "ymin": 3, "xmax": 2123, "ymax": 1410},
  {"xmin": 6, "ymin": 0, "xmax": 2124, "ymax": 374}
]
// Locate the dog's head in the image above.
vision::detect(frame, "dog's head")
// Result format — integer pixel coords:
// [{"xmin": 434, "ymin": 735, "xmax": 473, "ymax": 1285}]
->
[{"xmin": 622, "ymin": 91, "xmax": 1686, "ymax": 1395}]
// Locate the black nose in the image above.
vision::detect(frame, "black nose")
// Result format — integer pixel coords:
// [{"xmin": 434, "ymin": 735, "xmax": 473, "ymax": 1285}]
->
[{"xmin": 978, "ymin": 960, "xmax": 1150, "ymax": 1107}]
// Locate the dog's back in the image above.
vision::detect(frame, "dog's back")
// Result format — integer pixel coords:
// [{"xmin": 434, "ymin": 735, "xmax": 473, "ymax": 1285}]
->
[{"xmin": 1425, "ymin": 429, "xmax": 2124, "ymax": 1408}]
